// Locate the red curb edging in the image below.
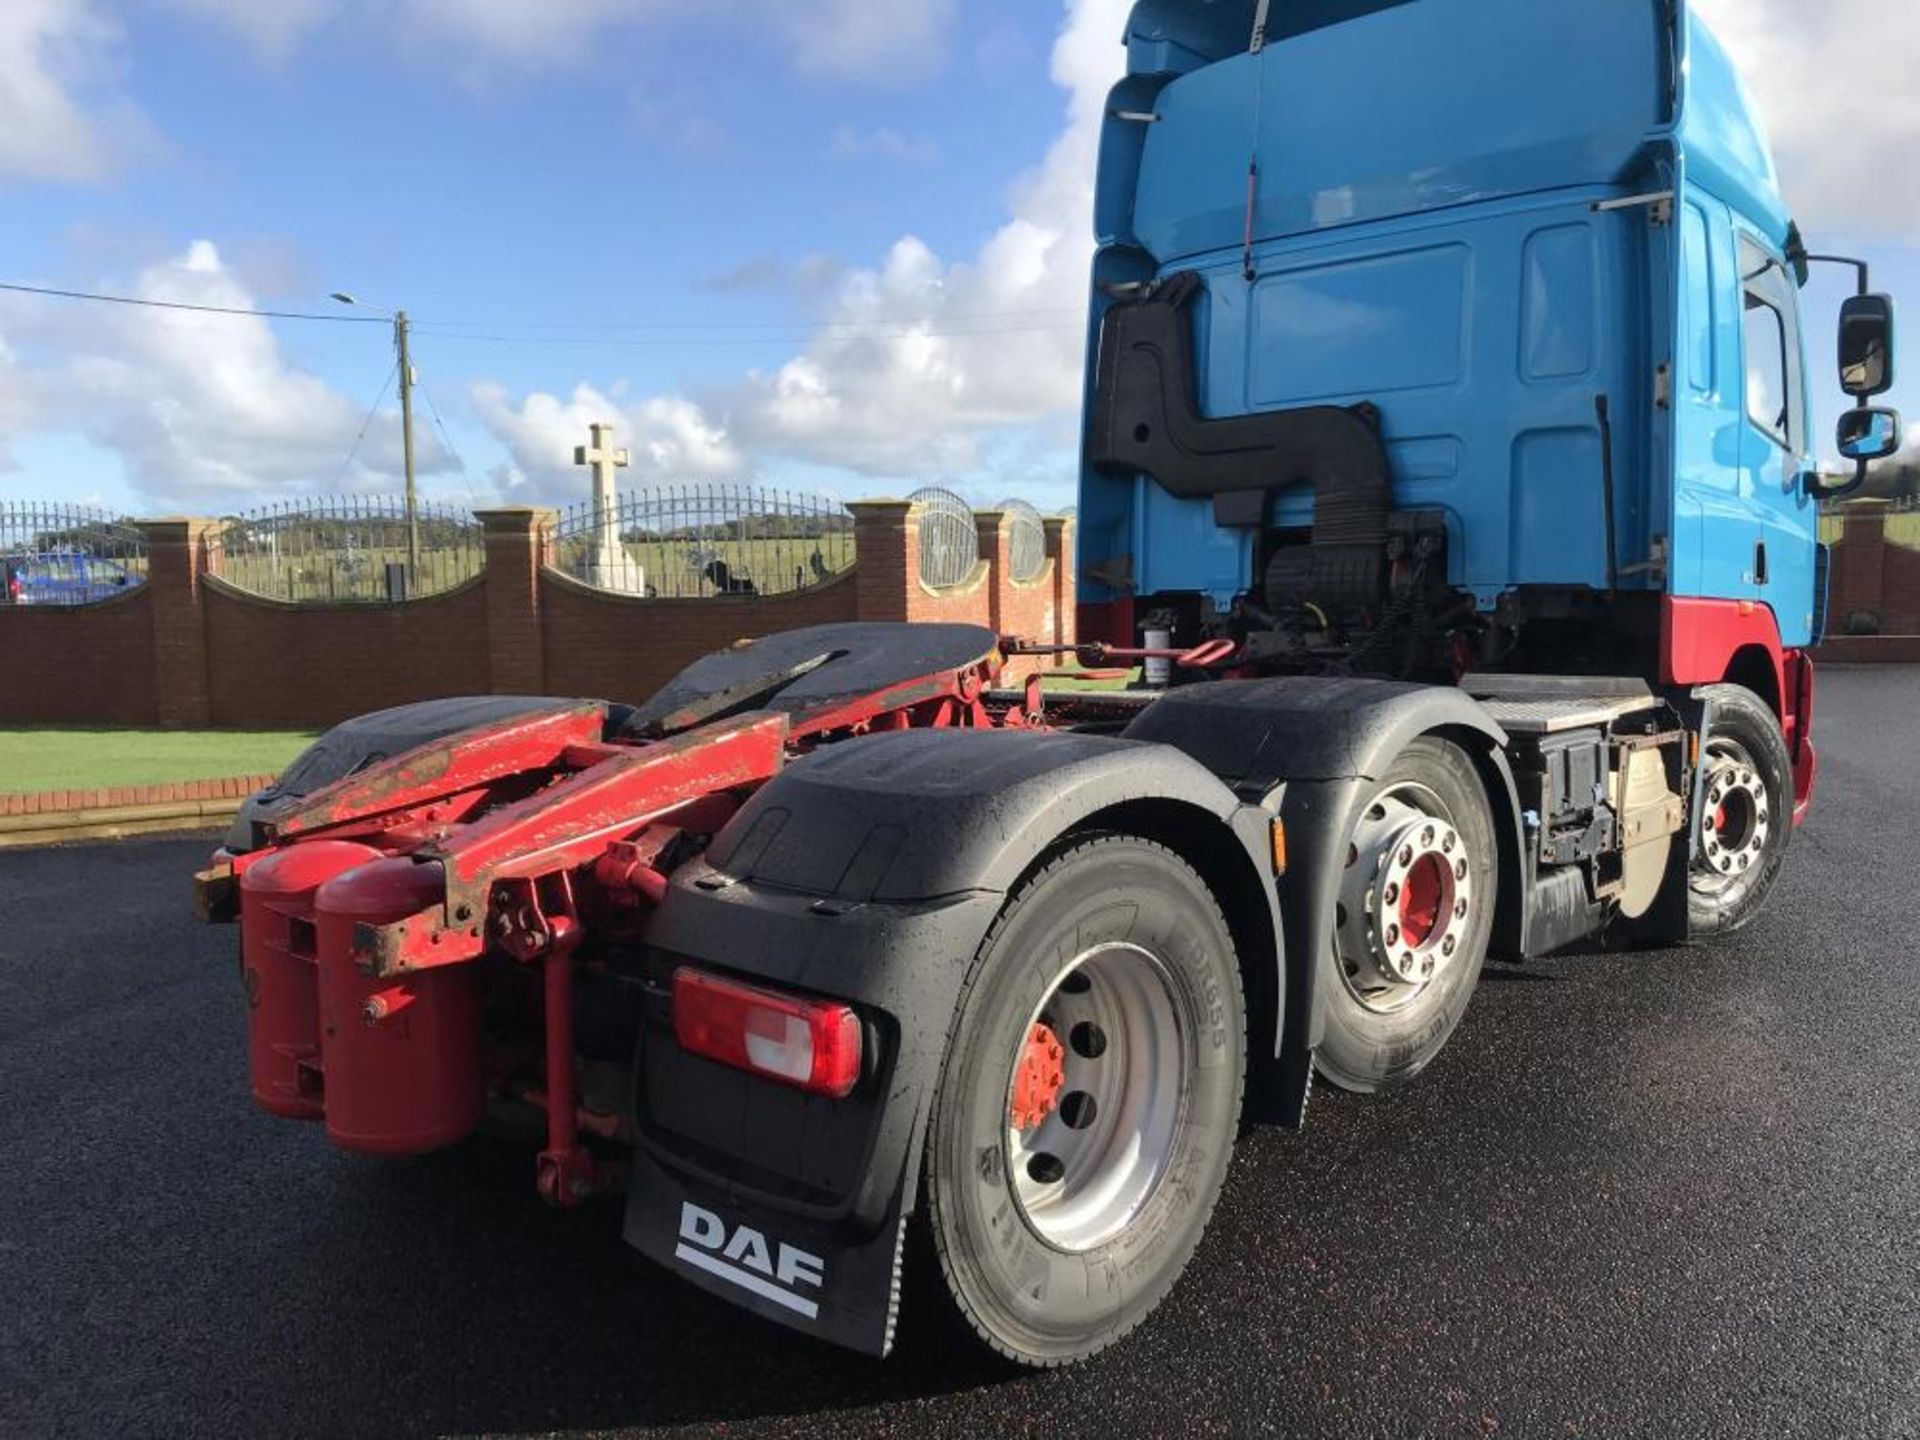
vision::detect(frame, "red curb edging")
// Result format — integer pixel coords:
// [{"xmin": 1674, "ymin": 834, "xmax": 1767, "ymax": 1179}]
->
[{"xmin": 0, "ymin": 773, "xmax": 279, "ymax": 850}]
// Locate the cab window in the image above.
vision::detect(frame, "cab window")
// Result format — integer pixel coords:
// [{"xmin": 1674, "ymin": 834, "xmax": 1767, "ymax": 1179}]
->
[{"xmin": 1739, "ymin": 235, "xmax": 1802, "ymax": 451}]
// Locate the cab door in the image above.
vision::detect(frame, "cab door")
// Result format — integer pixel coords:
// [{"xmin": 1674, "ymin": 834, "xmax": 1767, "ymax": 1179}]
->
[{"xmin": 1736, "ymin": 232, "xmax": 1817, "ymax": 645}]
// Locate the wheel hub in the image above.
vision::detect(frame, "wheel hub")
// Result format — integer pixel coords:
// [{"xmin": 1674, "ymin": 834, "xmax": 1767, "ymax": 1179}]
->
[
  {"xmin": 1336, "ymin": 792, "xmax": 1475, "ymax": 1008},
  {"xmin": 1003, "ymin": 944, "xmax": 1191, "ymax": 1253},
  {"xmin": 1009, "ymin": 1023, "xmax": 1067, "ymax": 1131},
  {"xmin": 1699, "ymin": 757, "xmax": 1769, "ymax": 877}
]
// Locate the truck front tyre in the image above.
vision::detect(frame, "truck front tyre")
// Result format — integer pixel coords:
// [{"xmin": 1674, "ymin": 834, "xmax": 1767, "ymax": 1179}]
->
[
  {"xmin": 922, "ymin": 836, "xmax": 1246, "ymax": 1367},
  {"xmin": 1687, "ymin": 684, "xmax": 1792, "ymax": 938},
  {"xmin": 1315, "ymin": 735, "xmax": 1496, "ymax": 1094}
]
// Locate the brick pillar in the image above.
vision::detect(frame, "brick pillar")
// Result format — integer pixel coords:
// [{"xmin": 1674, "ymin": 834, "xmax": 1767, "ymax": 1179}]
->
[
  {"xmin": 973, "ymin": 510, "xmax": 1010, "ymax": 637},
  {"xmin": 1044, "ymin": 514, "xmax": 1076, "ymax": 650},
  {"xmin": 475, "ymin": 508, "xmax": 552, "ymax": 695},
  {"xmin": 849, "ymin": 500, "xmax": 918, "ymax": 622},
  {"xmin": 1832, "ymin": 501, "xmax": 1890, "ymax": 633},
  {"xmin": 137, "ymin": 519, "xmax": 217, "ymax": 727}
]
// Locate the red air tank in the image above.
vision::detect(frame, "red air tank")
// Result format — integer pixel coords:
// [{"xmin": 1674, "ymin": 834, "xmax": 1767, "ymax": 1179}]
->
[
  {"xmin": 313, "ymin": 857, "xmax": 484, "ymax": 1155},
  {"xmin": 239, "ymin": 840, "xmax": 384, "ymax": 1119}
]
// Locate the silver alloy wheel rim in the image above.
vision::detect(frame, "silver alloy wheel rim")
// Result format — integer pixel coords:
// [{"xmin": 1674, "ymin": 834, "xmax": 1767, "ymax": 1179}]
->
[
  {"xmin": 1692, "ymin": 736, "xmax": 1772, "ymax": 901},
  {"xmin": 1334, "ymin": 781, "xmax": 1476, "ymax": 1016},
  {"xmin": 1004, "ymin": 942, "xmax": 1193, "ymax": 1254}
]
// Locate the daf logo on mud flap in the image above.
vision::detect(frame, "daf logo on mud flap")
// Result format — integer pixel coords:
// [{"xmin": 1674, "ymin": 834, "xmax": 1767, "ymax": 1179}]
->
[{"xmin": 674, "ymin": 1202, "xmax": 826, "ymax": 1320}]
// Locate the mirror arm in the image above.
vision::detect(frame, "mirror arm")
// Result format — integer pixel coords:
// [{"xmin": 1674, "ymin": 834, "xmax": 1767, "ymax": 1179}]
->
[
  {"xmin": 1810, "ymin": 461, "xmax": 1872, "ymax": 503},
  {"xmin": 1804, "ymin": 253, "xmax": 1871, "ymax": 297}
]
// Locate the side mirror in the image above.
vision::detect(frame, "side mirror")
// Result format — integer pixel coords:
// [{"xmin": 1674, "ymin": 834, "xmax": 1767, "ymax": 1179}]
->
[
  {"xmin": 1839, "ymin": 293, "xmax": 1896, "ymax": 397},
  {"xmin": 1837, "ymin": 406, "xmax": 1902, "ymax": 464}
]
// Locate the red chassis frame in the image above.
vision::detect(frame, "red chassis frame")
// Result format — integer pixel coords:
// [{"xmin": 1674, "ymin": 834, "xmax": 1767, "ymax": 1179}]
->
[
  {"xmin": 198, "ymin": 645, "xmax": 1022, "ymax": 1208},
  {"xmin": 199, "ymin": 602, "xmax": 1816, "ymax": 1210}
]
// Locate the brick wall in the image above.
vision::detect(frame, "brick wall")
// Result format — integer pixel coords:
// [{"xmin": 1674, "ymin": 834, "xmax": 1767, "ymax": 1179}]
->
[
  {"xmin": 0, "ymin": 585, "xmax": 158, "ymax": 725},
  {"xmin": 1823, "ymin": 502, "xmax": 1920, "ymax": 639},
  {"xmin": 202, "ymin": 579, "xmax": 493, "ymax": 729},
  {"xmin": 541, "ymin": 570, "xmax": 860, "ymax": 704},
  {"xmin": 0, "ymin": 502, "xmax": 1075, "ymax": 728}
]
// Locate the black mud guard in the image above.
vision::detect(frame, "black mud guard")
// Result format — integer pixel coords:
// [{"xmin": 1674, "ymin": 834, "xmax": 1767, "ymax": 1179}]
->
[
  {"xmin": 1123, "ymin": 677, "xmax": 1525, "ymax": 1122},
  {"xmin": 624, "ymin": 727, "xmax": 1281, "ymax": 1356}
]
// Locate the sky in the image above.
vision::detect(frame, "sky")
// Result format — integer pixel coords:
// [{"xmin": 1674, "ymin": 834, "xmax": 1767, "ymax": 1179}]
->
[{"xmin": 0, "ymin": 0, "xmax": 1915, "ymax": 519}]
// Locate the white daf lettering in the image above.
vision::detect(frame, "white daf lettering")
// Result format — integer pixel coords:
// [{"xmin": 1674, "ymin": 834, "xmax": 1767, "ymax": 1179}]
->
[
  {"xmin": 678, "ymin": 1202, "xmax": 726, "ymax": 1248},
  {"xmin": 723, "ymin": 1225, "xmax": 774, "ymax": 1276},
  {"xmin": 777, "ymin": 1246, "xmax": 826, "ymax": 1290},
  {"xmin": 672, "ymin": 1200, "xmax": 829, "ymax": 1320}
]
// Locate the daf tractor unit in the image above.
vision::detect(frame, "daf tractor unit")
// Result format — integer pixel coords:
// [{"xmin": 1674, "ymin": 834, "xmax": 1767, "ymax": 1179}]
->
[{"xmin": 196, "ymin": 0, "xmax": 1901, "ymax": 1367}]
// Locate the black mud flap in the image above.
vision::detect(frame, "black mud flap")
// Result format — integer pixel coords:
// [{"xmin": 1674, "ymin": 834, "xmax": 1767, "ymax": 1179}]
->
[{"xmin": 624, "ymin": 1147, "xmax": 913, "ymax": 1357}]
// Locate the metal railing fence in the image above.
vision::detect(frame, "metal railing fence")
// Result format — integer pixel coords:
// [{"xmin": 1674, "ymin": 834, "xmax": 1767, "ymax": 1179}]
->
[
  {"xmin": 998, "ymin": 498, "xmax": 1048, "ymax": 584},
  {"xmin": 909, "ymin": 486, "xmax": 979, "ymax": 590},
  {"xmin": 0, "ymin": 502, "xmax": 149, "ymax": 607},
  {"xmin": 546, "ymin": 483, "xmax": 855, "ymax": 598},
  {"xmin": 207, "ymin": 498, "xmax": 485, "ymax": 604}
]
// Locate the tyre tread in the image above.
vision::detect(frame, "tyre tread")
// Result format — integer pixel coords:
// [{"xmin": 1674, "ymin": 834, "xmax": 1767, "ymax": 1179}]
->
[{"xmin": 922, "ymin": 833, "xmax": 1246, "ymax": 1368}]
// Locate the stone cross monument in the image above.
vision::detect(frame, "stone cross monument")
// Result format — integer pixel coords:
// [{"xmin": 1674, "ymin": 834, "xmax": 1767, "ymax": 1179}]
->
[{"xmin": 573, "ymin": 421, "xmax": 646, "ymax": 594}]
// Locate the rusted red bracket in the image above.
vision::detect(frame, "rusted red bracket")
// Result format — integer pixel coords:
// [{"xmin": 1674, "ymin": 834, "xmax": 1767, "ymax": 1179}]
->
[
  {"xmin": 1005, "ymin": 638, "xmax": 1243, "ymax": 672},
  {"xmin": 346, "ymin": 712, "xmax": 789, "ymax": 979},
  {"xmin": 273, "ymin": 702, "xmax": 611, "ymax": 842}
]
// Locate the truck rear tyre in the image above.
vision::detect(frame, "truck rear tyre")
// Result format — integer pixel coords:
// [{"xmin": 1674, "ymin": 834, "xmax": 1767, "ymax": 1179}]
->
[
  {"xmin": 922, "ymin": 835, "xmax": 1245, "ymax": 1367},
  {"xmin": 1315, "ymin": 735, "xmax": 1495, "ymax": 1094},
  {"xmin": 1686, "ymin": 684, "xmax": 1792, "ymax": 939}
]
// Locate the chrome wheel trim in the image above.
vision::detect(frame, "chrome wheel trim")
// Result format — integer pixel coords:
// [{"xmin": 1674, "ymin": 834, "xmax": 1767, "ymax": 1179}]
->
[
  {"xmin": 1334, "ymin": 781, "xmax": 1476, "ymax": 1016},
  {"xmin": 1691, "ymin": 736, "xmax": 1772, "ymax": 902}
]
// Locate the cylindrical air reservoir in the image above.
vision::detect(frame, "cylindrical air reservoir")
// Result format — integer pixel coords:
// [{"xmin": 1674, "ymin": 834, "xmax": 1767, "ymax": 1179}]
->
[
  {"xmin": 313, "ymin": 856, "xmax": 484, "ymax": 1155},
  {"xmin": 239, "ymin": 840, "xmax": 384, "ymax": 1119}
]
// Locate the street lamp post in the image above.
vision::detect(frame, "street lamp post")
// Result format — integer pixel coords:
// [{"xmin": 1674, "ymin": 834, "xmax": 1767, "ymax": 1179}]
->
[{"xmin": 332, "ymin": 292, "xmax": 420, "ymax": 579}]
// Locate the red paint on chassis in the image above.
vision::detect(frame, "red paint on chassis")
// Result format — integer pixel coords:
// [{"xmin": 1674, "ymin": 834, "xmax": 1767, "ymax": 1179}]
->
[{"xmin": 202, "ymin": 644, "xmax": 1012, "ymax": 1207}]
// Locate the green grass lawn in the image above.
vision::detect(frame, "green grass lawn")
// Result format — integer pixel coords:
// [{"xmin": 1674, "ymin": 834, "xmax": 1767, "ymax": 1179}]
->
[
  {"xmin": 0, "ymin": 728, "xmax": 316, "ymax": 795},
  {"xmin": 1035, "ymin": 664, "xmax": 1140, "ymax": 693}
]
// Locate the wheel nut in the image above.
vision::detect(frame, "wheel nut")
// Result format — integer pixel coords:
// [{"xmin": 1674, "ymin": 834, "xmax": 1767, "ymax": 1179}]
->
[
  {"xmin": 1384, "ymin": 882, "xmax": 1400, "ymax": 904},
  {"xmin": 1442, "ymin": 833, "xmax": 1456, "ymax": 854},
  {"xmin": 1454, "ymin": 899, "xmax": 1468, "ymax": 919},
  {"xmin": 1385, "ymin": 923, "xmax": 1400, "ymax": 945},
  {"xmin": 1399, "ymin": 846, "xmax": 1414, "ymax": 866},
  {"xmin": 1442, "ymin": 935, "xmax": 1457, "ymax": 957}
]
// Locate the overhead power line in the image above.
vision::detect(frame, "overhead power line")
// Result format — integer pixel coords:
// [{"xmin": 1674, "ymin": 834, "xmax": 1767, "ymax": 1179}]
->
[
  {"xmin": 0, "ymin": 280, "xmax": 390, "ymax": 324},
  {"xmin": 408, "ymin": 321, "xmax": 1086, "ymax": 349},
  {"xmin": 0, "ymin": 277, "xmax": 1087, "ymax": 340},
  {"xmin": 414, "ymin": 308, "xmax": 1089, "ymax": 334},
  {"xmin": 329, "ymin": 360, "xmax": 400, "ymax": 490}
]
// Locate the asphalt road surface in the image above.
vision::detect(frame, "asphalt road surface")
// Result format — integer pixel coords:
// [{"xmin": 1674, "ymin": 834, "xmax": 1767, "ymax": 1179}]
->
[{"xmin": 4, "ymin": 667, "xmax": 1919, "ymax": 1439}]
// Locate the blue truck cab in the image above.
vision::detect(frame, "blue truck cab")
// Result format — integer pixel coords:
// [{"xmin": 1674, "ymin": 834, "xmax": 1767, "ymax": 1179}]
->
[{"xmin": 1079, "ymin": 0, "xmax": 1899, "ymax": 738}]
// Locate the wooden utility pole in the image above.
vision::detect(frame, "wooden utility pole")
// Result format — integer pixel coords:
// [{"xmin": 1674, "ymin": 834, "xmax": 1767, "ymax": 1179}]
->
[{"xmin": 395, "ymin": 310, "xmax": 420, "ymax": 576}]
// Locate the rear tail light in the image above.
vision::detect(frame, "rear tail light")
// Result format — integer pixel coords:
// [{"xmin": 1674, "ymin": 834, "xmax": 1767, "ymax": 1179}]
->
[{"xmin": 672, "ymin": 967, "xmax": 862, "ymax": 1098}]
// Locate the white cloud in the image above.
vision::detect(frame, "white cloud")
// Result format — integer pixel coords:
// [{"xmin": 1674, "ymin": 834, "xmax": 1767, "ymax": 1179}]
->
[
  {"xmin": 475, "ymin": 0, "xmax": 1128, "ymax": 484},
  {"xmin": 394, "ymin": 0, "xmax": 666, "ymax": 74},
  {"xmin": 1694, "ymin": 0, "xmax": 1920, "ymax": 235},
  {"xmin": 720, "ymin": 0, "xmax": 1125, "ymax": 474},
  {"xmin": 151, "ymin": 0, "xmax": 330, "ymax": 62},
  {"xmin": 0, "ymin": 0, "xmax": 156, "ymax": 182},
  {"xmin": 0, "ymin": 240, "xmax": 448, "ymax": 507},
  {"xmin": 0, "ymin": 336, "xmax": 44, "ymax": 469},
  {"xmin": 781, "ymin": 0, "xmax": 958, "ymax": 84},
  {"xmin": 471, "ymin": 381, "xmax": 743, "ymax": 494},
  {"xmin": 829, "ymin": 125, "xmax": 939, "ymax": 166},
  {"xmin": 164, "ymin": 0, "xmax": 958, "ymax": 85}
]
